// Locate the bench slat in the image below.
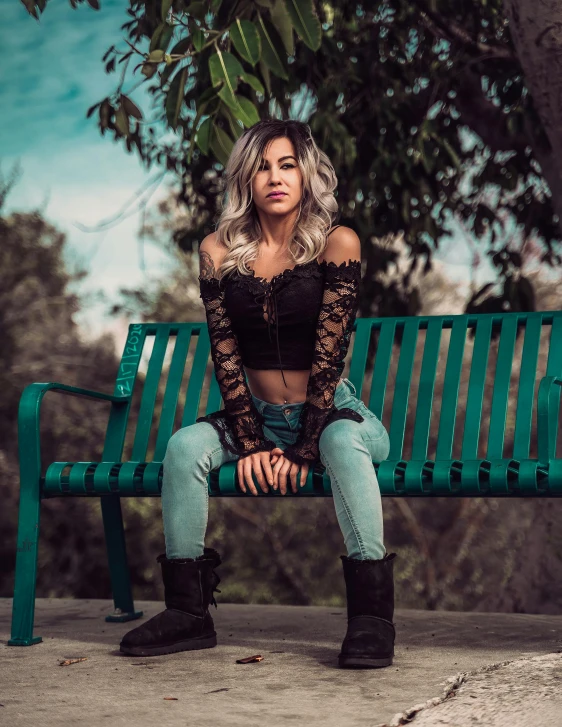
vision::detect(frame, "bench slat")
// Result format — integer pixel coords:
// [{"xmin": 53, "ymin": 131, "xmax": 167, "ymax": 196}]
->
[
  {"xmin": 462, "ymin": 317, "xmax": 493, "ymax": 459},
  {"xmin": 347, "ymin": 318, "xmax": 372, "ymax": 397},
  {"xmin": 181, "ymin": 327, "xmax": 211, "ymax": 427},
  {"xmin": 544, "ymin": 316, "xmax": 562, "ymax": 456},
  {"xmin": 154, "ymin": 327, "xmax": 193, "ymax": 462},
  {"xmin": 369, "ymin": 319, "xmax": 396, "ymax": 420},
  {"xmin": 131, "ymin": 326, "xmax": 170, "ymax": 461},
  {"xmin": 411, "ymin": 318, "xmax": 443, "ymax": 459},
  {"xmin": 513, "ymin": 315, "xmax": 543, "ymax": 459},
  {"xmin": 436, "ymin": 317, "xmax": 468, "ymax": 460},
  {"xmin": 388, "ymin": 319, "xmax": 419, "ymax": 460},
  {"xmin": 486, "ymin": 316, "xmax": 518, "ymax": 459}
]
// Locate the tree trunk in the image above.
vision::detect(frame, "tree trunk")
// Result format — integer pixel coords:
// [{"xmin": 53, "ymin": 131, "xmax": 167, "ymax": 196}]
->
[{"xmin": 504, "ymin": 0, "xmax": 562, "ymax": 227}]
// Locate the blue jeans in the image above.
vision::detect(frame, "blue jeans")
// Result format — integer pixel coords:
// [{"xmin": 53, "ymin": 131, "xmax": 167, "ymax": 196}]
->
[{"xmin": 161, "ymin": 378, "xmax": 390, "ymax": 561}]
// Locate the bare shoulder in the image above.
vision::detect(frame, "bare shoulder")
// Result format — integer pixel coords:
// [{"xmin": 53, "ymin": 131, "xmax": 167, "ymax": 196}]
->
[
  {"xmin": 199, "ymin": 231, "xmax": 228, "ymax": 280},
  {"xmin": 323, "ymin": 225, "xmax": 361, "ymax": 265}
]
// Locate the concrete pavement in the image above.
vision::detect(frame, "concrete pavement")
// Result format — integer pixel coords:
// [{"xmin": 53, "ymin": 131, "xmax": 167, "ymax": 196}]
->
[{"xmin": 1, "ymin": 598, "xmax": 562, "ymax": 726}]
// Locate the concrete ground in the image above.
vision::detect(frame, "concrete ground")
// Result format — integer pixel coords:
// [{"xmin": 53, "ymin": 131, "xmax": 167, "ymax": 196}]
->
[{"xmin": 1, "ymin": 599, "xmax": 562, "ymax": 727}]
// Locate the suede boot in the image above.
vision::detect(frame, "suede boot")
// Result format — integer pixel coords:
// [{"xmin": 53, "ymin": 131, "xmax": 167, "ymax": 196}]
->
[
  {"xmin": 119, "ymin": 547, "xmax": 222, "ymax": 657},
  {"xmin": 338, "ymin": 551, "xmax": 397, "ymax": 668}
]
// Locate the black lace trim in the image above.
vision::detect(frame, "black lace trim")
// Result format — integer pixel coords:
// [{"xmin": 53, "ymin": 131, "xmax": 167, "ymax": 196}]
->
[{"xmin": 196, "ymin": 409, "xmax": 277, "ymax": 459}]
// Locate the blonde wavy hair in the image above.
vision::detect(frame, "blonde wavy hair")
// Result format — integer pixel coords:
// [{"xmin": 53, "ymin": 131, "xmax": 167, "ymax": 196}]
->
[{"xmin": 212, "ymin": 119, "xmax": 340, "ymax": 282}]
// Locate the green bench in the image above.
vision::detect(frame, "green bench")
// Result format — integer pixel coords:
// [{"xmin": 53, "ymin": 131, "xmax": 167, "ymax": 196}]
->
[{"xmin": 9, "ymin": 311, "xmax": 562, "ymax": 646}]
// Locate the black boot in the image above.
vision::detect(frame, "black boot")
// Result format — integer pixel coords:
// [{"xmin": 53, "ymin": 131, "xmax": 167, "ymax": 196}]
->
[
  {"xmin": 338, "ymin": 551, "xmax": 397, "ymax": 669},
  {"xmin": 119, "ymin": 547, "xmax": 222, "ymax": 657}
]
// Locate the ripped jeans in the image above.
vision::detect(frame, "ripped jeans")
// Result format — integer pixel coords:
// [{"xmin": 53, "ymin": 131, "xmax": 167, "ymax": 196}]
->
[{"xmin": 161, "ymin": 378, "xmax": 391, "ymax": 561}]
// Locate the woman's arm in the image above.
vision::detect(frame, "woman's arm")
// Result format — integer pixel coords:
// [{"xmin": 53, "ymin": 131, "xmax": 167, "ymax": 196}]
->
[
  {"xmin": 198, "ymin": 234, "xmax": 277, "ymax": 457},
  {"xmin": 281, "ymin": 227, "xmax": 362, "ymax": 467}
]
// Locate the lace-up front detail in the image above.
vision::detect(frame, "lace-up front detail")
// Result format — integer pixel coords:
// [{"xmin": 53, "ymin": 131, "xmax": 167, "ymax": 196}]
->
[{"xmin": 226, "ymin": 258, "xmax": 325, "ymax": 386}]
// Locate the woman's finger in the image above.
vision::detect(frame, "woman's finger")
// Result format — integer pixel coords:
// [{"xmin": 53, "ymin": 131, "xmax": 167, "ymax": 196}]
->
[
  {"xmin": 244, "ymin": 457, "xmax": 259, "ymax": 496},
  {"xmin": 278, "ymin": 460, "xmax": 292, "ymax": 495},
  {"xmin": 260, "ymin": 453, "xmax": 274, "ymax": 490},
  {"xmin": 237, "ymin": 460, "xmax": 246, "ymax": 493}
]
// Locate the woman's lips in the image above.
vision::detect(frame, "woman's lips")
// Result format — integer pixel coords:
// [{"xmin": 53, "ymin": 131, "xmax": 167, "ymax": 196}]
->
[{"xmin": 267, "ymin": 193, "xmax": 287, "ymax": 198}]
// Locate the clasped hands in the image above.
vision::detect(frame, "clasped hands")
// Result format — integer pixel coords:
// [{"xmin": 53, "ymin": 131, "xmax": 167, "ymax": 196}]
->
[{"xmin": 237, "ymin": 447, "xmax": 309, "ymax": 496}]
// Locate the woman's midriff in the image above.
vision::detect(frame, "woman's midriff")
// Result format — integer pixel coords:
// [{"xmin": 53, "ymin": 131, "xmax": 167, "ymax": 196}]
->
[{"xmin": 244, "ymin": 365, "xmax": 343, "ymax": 405}]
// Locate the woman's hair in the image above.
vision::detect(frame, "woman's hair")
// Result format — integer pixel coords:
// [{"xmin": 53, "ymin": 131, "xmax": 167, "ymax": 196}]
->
[{"xmin": 212, "ymin": 119, "xmax": 339, "ymax": 282}]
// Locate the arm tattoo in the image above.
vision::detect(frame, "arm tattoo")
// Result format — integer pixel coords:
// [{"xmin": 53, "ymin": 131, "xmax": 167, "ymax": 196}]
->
[{"xmin": 199, "ymin": 250, "xmax": 217, "ymax": 280}]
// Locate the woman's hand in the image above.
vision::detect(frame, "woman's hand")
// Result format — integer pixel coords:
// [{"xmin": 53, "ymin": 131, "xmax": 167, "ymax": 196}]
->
[
  {"xmin": 270, "ymin": 447, "xmax": 309, "ymax": 495},
  {"xmin": 237, "ymin": 450, "xmax": 275, "ymax": 496}
]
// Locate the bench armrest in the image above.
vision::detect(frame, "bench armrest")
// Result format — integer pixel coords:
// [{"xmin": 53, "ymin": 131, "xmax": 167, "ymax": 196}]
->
[
  {"xmin": 18, "ymin": 383, "xmax": 130, "ymax": 484},
  {"xmin": 537, "ymin": 376, "xmax": 562, "ymax": 464}
]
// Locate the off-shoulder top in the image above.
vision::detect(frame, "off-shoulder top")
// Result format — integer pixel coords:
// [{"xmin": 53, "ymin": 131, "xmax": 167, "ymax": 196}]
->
[{"xmin": 197, "ymin": 230, "xmax": 363, "ymax": 468}]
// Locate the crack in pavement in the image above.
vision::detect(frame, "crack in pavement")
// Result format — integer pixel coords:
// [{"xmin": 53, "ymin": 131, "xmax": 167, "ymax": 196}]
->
[{"xmin": 375, "ymin": 651, "xmax": 562, "ymax": 727}]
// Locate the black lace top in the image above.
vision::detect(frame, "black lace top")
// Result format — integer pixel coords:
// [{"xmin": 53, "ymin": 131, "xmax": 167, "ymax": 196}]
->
[{"xmin": 197, "ymin": 250, "xmax": 363, "ymax": 467}]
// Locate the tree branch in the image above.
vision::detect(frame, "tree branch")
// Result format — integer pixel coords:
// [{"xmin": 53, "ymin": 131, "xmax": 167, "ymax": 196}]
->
[{"xmin": 409, "ymin": 0, "xmax": 515, "ymax": 61}]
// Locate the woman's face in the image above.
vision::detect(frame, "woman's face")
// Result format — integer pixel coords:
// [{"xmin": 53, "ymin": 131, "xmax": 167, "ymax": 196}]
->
[{"xmin": 251, "ymin": 136, "xmax": 303, "ymax": 218}]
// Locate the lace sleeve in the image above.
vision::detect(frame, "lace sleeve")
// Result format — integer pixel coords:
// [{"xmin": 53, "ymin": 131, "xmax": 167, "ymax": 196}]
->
[
  {"xmin": 198, "ymin": 276, "xmax": 277, "ymax": 458},
  {"xmin": 281, "ymin": 259, "xmax": 362, "ymax": 467}
]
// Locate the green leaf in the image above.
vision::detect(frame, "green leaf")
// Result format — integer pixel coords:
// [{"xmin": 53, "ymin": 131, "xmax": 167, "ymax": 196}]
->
[
  {"xmin": 258, "ymin": 57, "xmax": 271, "ymax": 94},
  {"xmin": 211, "ymin": 0, "xmax": 222, "ymax": 10},
  {"xmin": 282, "ymin": 0, "xmax": 321, "ymax": 50},
  {"xmin": 209, "ymin": 50, "xmax": 244, "ymax": 96},
  {"xmin": 199, "ymin": 85, "xmax": 218, "ymax": 104},
  {"xmin": 195, "ymin": 116, "xmax": 213, "ymax": 155},
  {"xmin": 220, "ymin": 104, "xmax": 244, "ymax": 140},
  {"xmin": 166, "ymin": 66, "xmax": 188, "ymax": 130},
  {"xmin": 186, "ymin": 1, "xmax": 206, "ymax": 21},
  {"xmin": 236, "ymin": 96, "xmax": 260, "ymax": 127},
  {"xmin": 256, "ymin": 14, "xmax": 288, "ymax": 80},
  {"xmin": 270, "ymin": 0, "xmax": 294, "ymax": 55},
  {"xmin": 149, "ymin": 23, "xmax": 174, "ymax": 53},
  {"xmin": 230, "ymin": 19, "xmax": 261, "ymax": 65},
  {"xmin": 240, "ymin": 71, "xmax": 265, "ymax": 95},
  {"xmin": 161, "ymin": 0, "xmax": 172, "ymax": 22},
  {"xmin": 192, "ymin": 27, "xmax": 205, "ymax": 52},
  {"xmin": 169, "ymin": 37, "xmax": 192, "ymax": 56},
  {"xmin": 148, "ymin": 49, "xmax": 166, "ymax": 63},
  {"xmin": 210, "ymin": 125, "xmax": 234, "ymax": 166}
]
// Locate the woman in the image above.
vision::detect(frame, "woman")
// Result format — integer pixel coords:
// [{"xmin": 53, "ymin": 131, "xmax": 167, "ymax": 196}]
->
[{"xmin": 120, "ymin": 119, "xmax": 397, "ymax": 669}]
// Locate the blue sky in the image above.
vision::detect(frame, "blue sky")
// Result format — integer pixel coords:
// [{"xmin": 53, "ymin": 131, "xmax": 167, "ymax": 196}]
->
[
  {"xmin": 1, "ymin": 0, "xmax": 176, "ymax": 341},
  {"xmin": 2, "ymin": 0, "xmax": 497, "ymax": 346}
]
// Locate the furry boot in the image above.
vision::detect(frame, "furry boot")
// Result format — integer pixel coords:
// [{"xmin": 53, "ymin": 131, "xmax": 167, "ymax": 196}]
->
[
  {"xmin": 119, "ymin": 547, "xmax": 222, "ymax": 657},
  {"xmin": 338, "ymin": 552, "xmax": 397, "ymax": 668}
]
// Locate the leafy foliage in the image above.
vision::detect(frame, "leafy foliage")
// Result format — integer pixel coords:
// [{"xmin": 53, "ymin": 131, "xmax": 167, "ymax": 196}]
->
[{"xmin": 23, "ymin": 0, "xmax": 562, "ymax": 316}]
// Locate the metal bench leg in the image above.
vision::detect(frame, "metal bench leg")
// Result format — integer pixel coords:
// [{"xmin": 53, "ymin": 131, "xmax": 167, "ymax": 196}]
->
[
  {"xmin": 9, "ymin": 473, "xmax": 42, "ymax": 646},
  {"xmin": 100, "ymin": 496, "xmax": 143, "ymax": 623}
]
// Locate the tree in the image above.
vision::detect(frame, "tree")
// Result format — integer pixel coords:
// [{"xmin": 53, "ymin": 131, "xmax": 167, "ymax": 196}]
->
[{"xmin": 23, "ymin": 0, "xmax": 562, "ymax": 315}]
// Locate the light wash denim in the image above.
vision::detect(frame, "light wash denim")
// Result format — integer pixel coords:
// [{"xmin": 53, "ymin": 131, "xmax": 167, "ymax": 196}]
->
[{"xmin": 161, "ymin": 378, "xmax": 390, "ymax": 561}]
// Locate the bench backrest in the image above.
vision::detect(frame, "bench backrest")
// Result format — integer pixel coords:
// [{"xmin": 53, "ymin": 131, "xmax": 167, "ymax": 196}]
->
[{"xmin": 113, "ymin": 312, "xmax": 562, "ymax": 464}]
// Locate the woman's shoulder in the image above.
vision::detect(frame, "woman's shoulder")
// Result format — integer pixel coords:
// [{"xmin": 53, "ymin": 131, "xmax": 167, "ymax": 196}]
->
[
  {"xmin": 323, "ymin": 225, "xmax": 361, "ymax": 264},
  {"xmin": 199, "ymin": 231, "xmax": 229, "ymax": 278}
]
